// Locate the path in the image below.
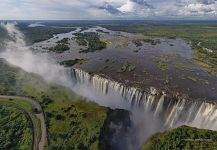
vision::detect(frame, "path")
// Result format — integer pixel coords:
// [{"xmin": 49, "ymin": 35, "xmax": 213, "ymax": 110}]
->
[{"xmin": 0, "ymin": 95, "xmax": 47, "ymax": 150}]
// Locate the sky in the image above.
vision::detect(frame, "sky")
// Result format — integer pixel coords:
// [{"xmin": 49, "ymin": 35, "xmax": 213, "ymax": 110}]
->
[{"xmin": 0, "ymin": 0, "xmax": 217, "ymax": 20}]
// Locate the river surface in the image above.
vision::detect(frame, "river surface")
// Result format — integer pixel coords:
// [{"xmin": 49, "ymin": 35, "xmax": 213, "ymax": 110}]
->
[{"xmin": 32, "ymin": 26, "xmax": 217, "ymax": 102}]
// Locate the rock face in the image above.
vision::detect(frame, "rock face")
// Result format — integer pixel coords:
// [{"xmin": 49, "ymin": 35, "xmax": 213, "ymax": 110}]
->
[
  {"xmin": 71, "ymin": 68, "xmax": 217, "ymax": 131},
  {"xmin": 99, "ymin": 109, "xmax": 131, "ymax": 150}
]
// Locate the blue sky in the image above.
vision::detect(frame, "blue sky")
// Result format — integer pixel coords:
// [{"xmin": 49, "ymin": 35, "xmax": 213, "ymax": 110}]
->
[{"xmin": 0, "ymin": 0, "xmax": 217, "ymax": 20}]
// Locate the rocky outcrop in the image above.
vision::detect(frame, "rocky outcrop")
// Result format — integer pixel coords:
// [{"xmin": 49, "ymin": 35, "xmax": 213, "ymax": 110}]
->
[{"xmin": 99, "ymin": 109, "xmax": 131, "ymax": 150}]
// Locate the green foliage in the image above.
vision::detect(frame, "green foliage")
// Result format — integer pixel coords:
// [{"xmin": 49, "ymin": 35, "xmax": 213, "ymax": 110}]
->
[
  {"xmin": 60, "ymin": 58, "xmax": 89, "ymax": 67},
  {"xmin": 117, "ymin": 62, "xmax": 136, "ymax": 73},
  {"xmin": 16, "ymin": 66, "xmax": 107, "ymax": 149},
  {"xmin": 132, "ymin": 38, "xmax": 160, "ymax": 47},
  {"xmin": 0, "ymin": 105, "xmax": 33, "ymax": 150},
  {"xmin": 0, "ymin": 60, "xmax": 108, "ymax": 149},
  {"xmin": 132, "ymin": 39, "xmax": 143, "ymax": 47},
  {"xmin": 22, "ymin": 26, "xmax": 75, "ymax": 44},
  {"xmin": 49, "ymin": 43, "xmax": 70, "ymax": 53},
  {"xmin": 57, "ymin": 38, "xmax": 69, "ymax": 44},
  {"xmin": 0, "ymin": 59, "xmax": 23, "ymax": 95},
  {"xmin": 142, "ymin": 126, "xmax": 217, "ymax": 150},
  {"xmin": 74, "ymin": 32, "xmax": 107, "ymax": 53},
  {"xmin": 154, "ymin": 59, "xmax": 168, "ymax": 71},
  {"xmin": 104, "ymin": 25, "xmax": 217, "ymax": 75}
]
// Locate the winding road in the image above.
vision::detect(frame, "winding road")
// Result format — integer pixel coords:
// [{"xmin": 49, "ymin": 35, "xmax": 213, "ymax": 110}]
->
[{"xmin": 0, "ymin": 95, "xmax": 47, "ymax": 150}]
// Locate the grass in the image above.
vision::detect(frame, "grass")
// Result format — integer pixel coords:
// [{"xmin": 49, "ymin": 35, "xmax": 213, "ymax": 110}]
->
[
  {"xmin": 0, "ymin": 59, "xmax": 108, "ymax": 149},
  {"xmin": 1, "ymin": 98, "xmax": 32, "ymax": 110}
]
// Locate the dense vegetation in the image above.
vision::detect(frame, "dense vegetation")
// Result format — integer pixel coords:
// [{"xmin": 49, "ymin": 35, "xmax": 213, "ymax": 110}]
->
[
  {"xmin": 60, "ymin": 58, "xmax": 88, "ymax": 67},
  {"xmin": 0, "ymin": 105, "xmax": 33, "ymax": 150},
  {"xmin": 74, "ymin": 32, "xmax": 107, "ymax": 53},
  {"xmin": 104, "ymin": 25, "xmax": 217, "ymax": 76},
  {"xmin": 0, "ymin": 59, "xmax": 23, "ymax": 95},
  {"xmin": 56, "ymin": 38, "xmax": 69, "ymax": 44},
  {"xmin": 117, "ymin": 62, "xmax": 136, "ymax": 73},
  {"xmin": 21, "ymin": 26, "xmax": 75, "ymax": 44},
  {"xmin": 0, "ymin": 59, "xmax": 108, "ymax": 149},
  {"xmin": 132, "ymin": 38, "xmax": 160, "ymax": 47},
  {"xmin": 49, "ymin": 37, "xmax": 70, "ymax": 53},
  {"xmin": 142, "ymin": 126, "xmax": 217, "ymax": 150},
  {"xmin": 49, "ymin": 43, "xmax": 70, "ymax": 53}
]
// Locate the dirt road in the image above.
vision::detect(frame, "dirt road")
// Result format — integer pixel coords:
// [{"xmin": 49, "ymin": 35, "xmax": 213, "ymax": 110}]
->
[{"xmin": 0, "ymin": 95, "xmax": 47, "ymax": 150}]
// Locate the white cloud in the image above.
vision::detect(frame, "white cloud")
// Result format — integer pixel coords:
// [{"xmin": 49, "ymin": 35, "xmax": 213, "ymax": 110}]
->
[
  {"xmin": 118, "ymin": 1, "xmax": 136, "ymax": 13},
  {"xmin": 0, "ymin": 0, "xmax": 217, "ymax": 19}
]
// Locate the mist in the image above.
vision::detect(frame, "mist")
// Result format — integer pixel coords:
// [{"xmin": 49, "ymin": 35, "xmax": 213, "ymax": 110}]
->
[{"xmin": 0, "ymin": 22, "xmax": 165, "ymax": 149}]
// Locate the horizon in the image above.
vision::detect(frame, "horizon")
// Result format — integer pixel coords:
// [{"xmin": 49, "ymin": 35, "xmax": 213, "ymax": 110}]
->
[{"xmin": 1, "ymin": 0, "xmax": 217, "ymax": 20}]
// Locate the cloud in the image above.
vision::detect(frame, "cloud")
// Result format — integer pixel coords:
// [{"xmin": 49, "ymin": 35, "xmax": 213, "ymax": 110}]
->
[
  {"xmin": 97, "ymin": 2, "xmax": 123, "ymax": 15},
  {"xmin": 131, "ymin": 0, "xmax": 154, "ymax": 8},
  {"xmin": 197, "ymin": 0, "xmax": 216, "ymax": 5},
  {"xmin": 118, "ymin": 1, "xmax": 136, "ymax": 13},
  {"xmin": 28, "ymin": 23, "xmax": 45, "ymax": 27},
  {"xmin": 0, "ymin": 0, "xmax": 217, "ymax": 19}
]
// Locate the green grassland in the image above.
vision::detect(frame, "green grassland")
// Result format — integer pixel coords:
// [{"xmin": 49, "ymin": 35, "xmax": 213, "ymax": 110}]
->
[
  {"xmin": 0, "ymin": 98, "xmax": 33, "ymax": 111},
  {"xmin": 0, "ymin": 105, "xmax": 33, "ymax": 150},
  {"xmin": 142, "ymin": 125, "xmax": 217, "ymax": 150},
  {"xmin": 104, "ymin": 25, "xmax": 217, "ymax": 76},
  {"xmin": 18, "ymin": 71, "xmax": 107, "ymax": 149},
  {"xmin": 0, "ymin": 59, "xmax": 108, "ymax": 149}
]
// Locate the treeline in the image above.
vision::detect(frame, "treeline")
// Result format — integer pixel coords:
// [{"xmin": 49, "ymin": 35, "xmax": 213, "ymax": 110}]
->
[
  {"xmin": 142, "ymin": 125, "xmax": 217, "ymax": 150},
  {"xmin": 74, "ymin": 32, "xmax": 107, "ymax": 53}
]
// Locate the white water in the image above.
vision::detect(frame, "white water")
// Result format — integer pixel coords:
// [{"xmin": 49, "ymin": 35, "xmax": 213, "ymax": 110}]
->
[
  {"xmin": 1, "ymin": 22, "xmax": 217, "ymax": 149},
  {"xmin": 72, "ymin": 68, "xmax": 217, "ymax": 131}
]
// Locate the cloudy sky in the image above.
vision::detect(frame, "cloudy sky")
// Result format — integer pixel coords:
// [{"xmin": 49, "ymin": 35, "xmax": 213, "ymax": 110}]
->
[{"xmin": 0, "ymin": 0, "xmax": 217, "ymax": 20}]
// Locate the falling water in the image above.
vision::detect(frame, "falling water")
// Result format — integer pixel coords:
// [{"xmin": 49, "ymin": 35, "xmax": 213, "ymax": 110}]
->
[
  {"xmin": 72, "ymin": 68, "xmax": 217, "ymax": 131},
  {"xmin": 1, "ymin": 22, "xmax": 217, "ymax": 149}
]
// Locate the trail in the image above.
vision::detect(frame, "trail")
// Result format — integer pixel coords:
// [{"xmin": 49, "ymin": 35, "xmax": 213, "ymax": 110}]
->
[{"xmin": 0, "ymin": 95, "xmax": 47, "ymax": 150}]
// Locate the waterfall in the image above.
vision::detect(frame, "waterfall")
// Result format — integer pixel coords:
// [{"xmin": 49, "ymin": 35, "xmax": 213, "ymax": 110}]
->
[
  {"xmin": 71, "ymin": 68, "xmax": 217, "ymax": 131},
  {"xmin": 154, "ymin": 94, "xmax": 165, "ymax": 116}
]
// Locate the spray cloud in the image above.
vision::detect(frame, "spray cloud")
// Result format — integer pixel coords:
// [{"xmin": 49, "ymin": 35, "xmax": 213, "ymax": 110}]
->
[{"xmin": 3, "ymin": 22, "xmax": 215, "ymax": 149}]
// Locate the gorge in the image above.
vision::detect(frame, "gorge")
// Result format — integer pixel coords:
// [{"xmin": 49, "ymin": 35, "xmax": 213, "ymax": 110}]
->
[{"xmin": 1, "ymin": 22, "xmax": 217, "ymax": 149}]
